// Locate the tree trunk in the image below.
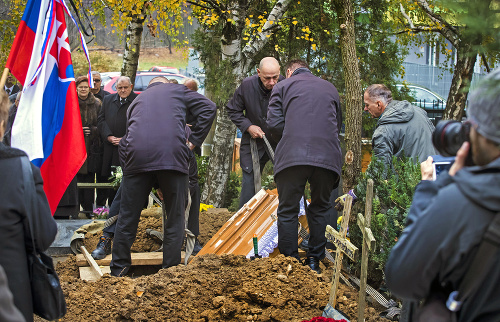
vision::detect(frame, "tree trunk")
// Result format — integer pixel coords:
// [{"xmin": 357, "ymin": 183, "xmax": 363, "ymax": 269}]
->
[
  {"xmin": 333, "ymin": 0, "xmax": 363, "ymax": 192},
  {"xmin": 443, "ymin": 42, "xmax": 477, "ymax": 121},
  {"xmin": 200, "ymin": 108, "xmax": 236, "ymax": 207},
  {"xmin": 121, "ymin": 14, "xmax": 146, "ymax": 85}
]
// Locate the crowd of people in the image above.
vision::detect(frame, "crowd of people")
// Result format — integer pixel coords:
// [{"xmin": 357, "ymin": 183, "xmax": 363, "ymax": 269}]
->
[{"xmin": 2, "ymin": 57, "xmax": 500, "ymax": 321}]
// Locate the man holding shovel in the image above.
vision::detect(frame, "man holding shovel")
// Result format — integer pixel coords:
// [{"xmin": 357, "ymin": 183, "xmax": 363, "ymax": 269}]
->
[{"xmin": 267, "ymin": 59, "xmax": 342, "ymax": 274}]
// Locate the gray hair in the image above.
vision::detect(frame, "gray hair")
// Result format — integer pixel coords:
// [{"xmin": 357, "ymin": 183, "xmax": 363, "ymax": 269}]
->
[
  {"xmin": 365, "ymin": 84, "xmax": 393, "ymax": 105},
  {"xmin": 117, "ymin": 76, "xmax": 132, "ymax": 85},
  {"xmin": 91, "ymin": 71, "xmax": 101, "ymax": 77}
]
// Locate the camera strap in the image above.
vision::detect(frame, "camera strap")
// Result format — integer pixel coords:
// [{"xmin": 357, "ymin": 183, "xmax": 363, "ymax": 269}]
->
[{"xmin": 446, "ymin": 211, "xmax": 500, "ymax": 311}]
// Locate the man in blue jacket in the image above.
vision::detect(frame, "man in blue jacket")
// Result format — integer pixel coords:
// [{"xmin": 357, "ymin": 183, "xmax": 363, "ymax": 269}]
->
[
  {"xmin": 267, "ymin": 60, "xmax": 342, "ymax": 274},
  {"xmin": 110, "ymin": 77, "xmax": 216, "ymax": 276},
  {"xmin": 385, "ymin": 69, "xmax": 500, "ymax": 321}
]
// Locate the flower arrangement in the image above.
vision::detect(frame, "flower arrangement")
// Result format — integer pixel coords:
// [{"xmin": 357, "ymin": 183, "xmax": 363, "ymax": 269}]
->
[
  {"xmin": 109, "ymin": 166, "xmax": 123, "ymax": 188},
  {"xmin": 302, "ymin": 317, "xmax": 347, "ymax": 322},
  {"xmin": 93, "ymin": 207, "xmax": 109, "ymax": 219},
  {"xmin": 199, "ymin": 203, "xmax": 214, "ymax": 212}
]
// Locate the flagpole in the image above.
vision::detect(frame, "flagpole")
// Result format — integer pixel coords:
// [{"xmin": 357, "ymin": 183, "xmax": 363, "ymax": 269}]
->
[{"xmin": 0, "ymin": 68, "xmax": 9, "ymax": 89}]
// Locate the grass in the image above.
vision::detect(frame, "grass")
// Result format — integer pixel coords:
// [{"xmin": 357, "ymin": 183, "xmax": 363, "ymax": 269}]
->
[{"xmin": 72, "ymin": 47, "xmax": 190, "ymax": 76}]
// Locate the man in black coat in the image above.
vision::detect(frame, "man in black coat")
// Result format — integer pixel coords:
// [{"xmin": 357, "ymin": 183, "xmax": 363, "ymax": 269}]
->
[
  {"xmin": 97, "ymin": 76, "xmax": 138, "ymax": 205},
  {"xmin": 267, "ymin": 60, "xmax": 342, "ymax": 274},
  {"xmin": 110, "ymin": 77, "xmax": 216, "ymax": 276},
  {"xmin": 227, "ymin": 57, "xmax": 283, "ymax": 208},
  {"xmin": 90, "ymin": 71, "xmax": 110, "ymax": 103}
]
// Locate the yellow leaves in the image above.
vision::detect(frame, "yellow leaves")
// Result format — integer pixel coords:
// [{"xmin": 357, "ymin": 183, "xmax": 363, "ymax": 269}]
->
[
  {"xmin": 243, "ymin": 37, "xmax": 249, "ymax": 40},
  {"xmin": 266, "ymin": 34, "xmax": 271, "ymax": 38},
  {"xmin": 268, "ymin": 20, "xmax": 274, "ymax": 25},
  {"xmin": 382, "ymin": 51, "xmax": 385, "ymax": 53},
  {"xmin": 275, "ymin": 44, "xmax": 279, "ymax": 51},
  {"xmin": 311, "ymin": 43, "xmax": 317, "ymax": 51},
  {"xmin": 292, "ymin": 21, "xmax": 298, "ymax": 25}
]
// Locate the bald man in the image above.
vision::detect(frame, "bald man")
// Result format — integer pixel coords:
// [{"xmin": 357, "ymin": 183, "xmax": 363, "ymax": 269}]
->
[{"xmin": 227, "ymin": 57, "xmax": 284, "ymax": 207}]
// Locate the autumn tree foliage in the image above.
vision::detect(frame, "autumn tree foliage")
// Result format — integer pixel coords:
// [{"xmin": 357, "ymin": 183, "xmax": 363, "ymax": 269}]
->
[{"xmin": 393, "ymin": 0, "xmax": 499, "ymax": 120}]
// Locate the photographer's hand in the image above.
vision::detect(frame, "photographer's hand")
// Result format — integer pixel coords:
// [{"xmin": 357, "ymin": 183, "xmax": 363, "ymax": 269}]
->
[
  {"xmin": 421, "ymin": 156, "xmax": 434, "ymax": 181},
  {"xmin": 449, "ymin": 142, "xmax": 470, "ymax": 176}
]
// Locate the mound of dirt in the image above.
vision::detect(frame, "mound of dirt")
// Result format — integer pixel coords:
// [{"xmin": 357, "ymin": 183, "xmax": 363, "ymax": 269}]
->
[
  {"xmin": 51, "ymin": 208, "xmax": 390, "ymax": 322},
  {"xmin": 54, "ymin": 254, "xmax": 387, "ymax": 322},
  {"xmin": 83, "ymin": 208, "xmax": 234, "ymax": 253}
]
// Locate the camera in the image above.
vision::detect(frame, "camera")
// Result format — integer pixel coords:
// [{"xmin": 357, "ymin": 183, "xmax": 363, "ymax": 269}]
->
[{"xmin": 432, "ymin": 120, "xmax": 474, "ymax": 166}]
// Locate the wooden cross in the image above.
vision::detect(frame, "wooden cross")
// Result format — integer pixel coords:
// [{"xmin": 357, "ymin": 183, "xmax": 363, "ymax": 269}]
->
[
  {"xmin": 325, "ymin": 194, "xmax": 358, "ymax": 308},
  {"xmin": 357, "ymin": 179, "xmax": 375, "ymax": 322}
]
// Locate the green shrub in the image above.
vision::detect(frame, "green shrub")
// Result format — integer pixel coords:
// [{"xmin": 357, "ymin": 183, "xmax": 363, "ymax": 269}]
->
[
  {"xmin": 225, "ymin": 171, "xmax": 242, "ymax": 211},
  {"xmin": 72, "ymin": 50, "xmax": 121, "ymax": 76},
  {"xmin": 196, "ymin": 155, "xmax": 209, "ymax": 191},
  {"xmin": 349, "ymin": 155, "xmax": 421, "ymax": 286}
]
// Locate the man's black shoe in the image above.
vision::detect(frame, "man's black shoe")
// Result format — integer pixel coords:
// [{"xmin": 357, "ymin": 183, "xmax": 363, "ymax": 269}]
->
[
  {"xmin": 304, "ymin": 256, "xmax": 322, "ymax": 274},
  {"xmin": 91, "ymin": 236, "xmax": 112, "ymax": 260},
  {"xmin": 192, "ymin": 238, "xmax": 203, "ymax": 256}
]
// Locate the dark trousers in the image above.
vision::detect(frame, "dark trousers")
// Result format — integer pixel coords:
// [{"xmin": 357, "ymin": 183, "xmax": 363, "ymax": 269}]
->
[
  {"xmin": 95, "ymin": 172, "xmax": 109, "ymax": 207},
  {"xmin": 110, "ymin": 170, "xmax": 188, "ymax": 276},
  {"xmin": 102, "ymin": 184, "xmax": 122, "ymax": 238},
  {"xmin": 77, "ymin": 172, "xmax": 95, "ymax": 212},
  {"xmin": 187, "ymin": 184, "xmax": 200, "ymax": 236},
  {"xmin": 275, "ymin": 165, "xmax": 339, "ymax": 259},
  {"xmin": 239, "ymin": 154, "xmax": 270, "ymax": 208}
]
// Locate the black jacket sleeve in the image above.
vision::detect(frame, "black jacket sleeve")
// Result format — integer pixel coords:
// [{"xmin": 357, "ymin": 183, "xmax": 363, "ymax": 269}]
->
[
  {"xmin": 266, "ymin": 86, "xmax": 285, "ymax": 142},
  {"xmin": 98, "ymin": 96, "xmax": 113, "ymax": 141},
  {"xmin": 184, "ymin": 89, "xmax": 217, "ymax": 147},
  {"xmin": 29, "ymin": 164, "xmax": 57, "ymax": 252},
  {"xmin": 227, "ymin": 84, "xmax": 253, "ymax": 134}
]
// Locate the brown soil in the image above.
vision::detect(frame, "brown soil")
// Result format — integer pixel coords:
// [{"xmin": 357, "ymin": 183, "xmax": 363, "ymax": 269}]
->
[{"xmin": 51, "ymin": 208, "xmax": 390, "ymax": 322}]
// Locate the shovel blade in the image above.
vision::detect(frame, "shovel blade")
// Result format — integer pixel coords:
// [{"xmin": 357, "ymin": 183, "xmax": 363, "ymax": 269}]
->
[{"xmin": 322, "ymin": 303, "xmax": 350, "ymax": 321}]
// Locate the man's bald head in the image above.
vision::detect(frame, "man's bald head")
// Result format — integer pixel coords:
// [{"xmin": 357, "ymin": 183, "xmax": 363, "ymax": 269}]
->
[
  {"xmin": 257, "ymin": 57, "xmax": 280, "ymax": 90},
  {"xmin": 148, "ymin": 76, "xmax": 169, "ymax": 85},
  {"xmin": 184, "ymin": 79, "xmax": 198, "ymax": 92}
]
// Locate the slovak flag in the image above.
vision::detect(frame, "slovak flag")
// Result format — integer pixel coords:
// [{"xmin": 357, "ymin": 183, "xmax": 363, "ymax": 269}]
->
[{"xmin": 6, "ymin": 0, "xmax": 91, "ymax": 214}]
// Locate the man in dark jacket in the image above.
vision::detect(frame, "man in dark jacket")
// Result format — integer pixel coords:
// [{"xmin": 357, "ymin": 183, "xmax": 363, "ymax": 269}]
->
[
  {"xmin": 3, "ymin": 73, "xmax": 20, "ymax": 97},
  {"xmin": 266, "ymin": 59, "xmax": 342, "ymax": 274},
  {"xmin": 90, "ymin": 71, "xmax": 110, "ymax": 103},
  {"xmin": 227, "ymin": 57, "xmax": 283, "ymax": 208},
  {"xmin": 97, "ymin": 76, "xmax": 138, "ymax": 205},
  {"xmin": 385, "ymin": 69, "xmax": 500, "ymax": 321},
  {"xmin": 110, "ymin": 77, "xmax": 216, "ymax": 276},
  {"xmin": 364, "ymin": 84, "xmax": 436, "ymax": 166}
]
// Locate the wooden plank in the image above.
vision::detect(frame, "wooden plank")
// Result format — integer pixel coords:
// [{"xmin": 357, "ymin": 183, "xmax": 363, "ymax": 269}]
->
[
  {"xmin": 325, "ymin": 225, "xmax": 358, "ymax": 261},
  {"xmin": 77, "ymin": 182, "xmax": 114, "ymax": 189},
  {"xmin": 80, "ymin": 246, "xmax": 103, "ymax": 277},
  {"xmin": 357, "ymin": 213, "xmax": 376, "ymax": 250},
  {"xmin": 328, "ymin": 195, "xmax": 352, "ymax": 308},
  {"xmin": 76, "ymin": 252, "xmax": 184, "ymax": 267},
  {"xmin": 80, "ymin": 266, "xmax": 111, "ymax": 282},
  {"xmin": 358, "ymin": 179, "xmax": 374, "ymax": 322}
]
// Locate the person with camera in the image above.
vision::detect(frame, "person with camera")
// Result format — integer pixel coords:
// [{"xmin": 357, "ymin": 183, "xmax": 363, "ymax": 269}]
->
[{"xmin": 385, "ymin": 69, "xmax": 500, "ymax": 321}]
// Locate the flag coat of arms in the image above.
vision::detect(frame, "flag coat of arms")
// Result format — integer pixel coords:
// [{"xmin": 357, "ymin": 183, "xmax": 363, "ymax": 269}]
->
[{"xmin": 6, "ymin": 0, "xmax": 90, "ymax": 214}]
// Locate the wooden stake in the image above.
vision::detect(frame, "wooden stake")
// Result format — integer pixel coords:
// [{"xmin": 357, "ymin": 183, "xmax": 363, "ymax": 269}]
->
[
  {"xmin": 0, "ymin": 68, "xmax": 10, "ymax": 89},
  {"xmin": 80, "ymin": 245, "xmax": 103, "ymax": 278},
  {"xmin": 327, "ymin": 194, "xmax": 353, "ymax": 307},
  {"xmin": 357, "ymin": 179, "xmax": 375, "ymax": 322}
]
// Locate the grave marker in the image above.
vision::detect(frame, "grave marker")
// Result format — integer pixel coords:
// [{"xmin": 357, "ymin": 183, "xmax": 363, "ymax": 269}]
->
[{"xmin": 357, "ymin": 179, "xmax": 375, "ymax": 322}]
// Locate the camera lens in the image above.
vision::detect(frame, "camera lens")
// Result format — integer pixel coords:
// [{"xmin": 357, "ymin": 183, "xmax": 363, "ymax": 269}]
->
[{"xmin": 432, "ymin": 120, "xmax": 469, "ymax": 157}]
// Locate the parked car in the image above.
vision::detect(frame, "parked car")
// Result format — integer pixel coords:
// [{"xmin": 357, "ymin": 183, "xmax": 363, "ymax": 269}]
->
[
  {"xmin": 148, "ymin": 66, "xmax": 180, "ymax": 74},
  {"xmin": 100, "ymin": 72, "xmax": 120, "ymax": 86},
  {"xmin": 396, "ymin": 84, "xmax": 446, "ymax": 124},
  {"xmin": 103, "ymin": 72, "xmax": 187, "ymax": 94}
]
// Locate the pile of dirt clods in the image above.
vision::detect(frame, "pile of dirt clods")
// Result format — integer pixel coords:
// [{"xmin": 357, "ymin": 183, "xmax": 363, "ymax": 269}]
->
[{"xmin": 44, "ymin": 208, "xmax": 390, "ymax": 321}]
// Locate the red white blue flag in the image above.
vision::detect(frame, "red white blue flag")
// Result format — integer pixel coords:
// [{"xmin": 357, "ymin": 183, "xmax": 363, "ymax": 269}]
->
[{"xmin": 6, "ymin": 0, "xmax": 91, "ymax": 214}]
